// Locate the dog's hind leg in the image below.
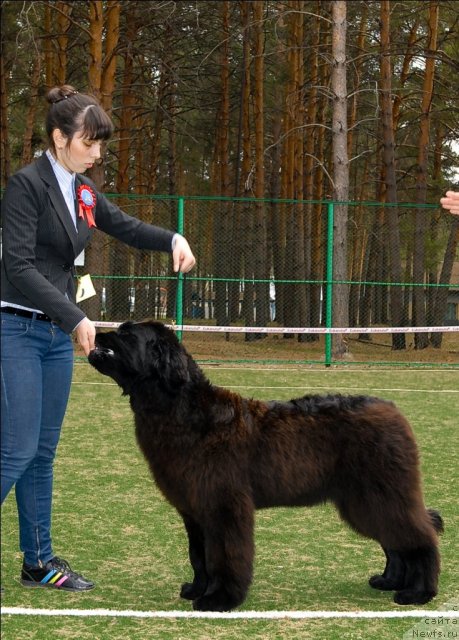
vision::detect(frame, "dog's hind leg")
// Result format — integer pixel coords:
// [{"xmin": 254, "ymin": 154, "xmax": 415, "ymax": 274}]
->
[
  {"xmin": 391, "ymin": 509, "xmax": 443, "ymax": 605},
  {"xmin": 369, "ymin": 545, "xmax": 440, "ymax": 605},
  {"xmin": 393, "ymin": 545, "xmax": 440, "ymax": 605},
  {"xmin": 369, "ymin": 549, "xmax": 406, "ymax": 591},
  {"xmin": 335, "ymin": 495, "xmax": 442, "ymax": 605},
  {"xmin": 180, "ymin": 514, "xmax": 208, "ymax": 601},
  {"xmin": 192, "ymin": 493, "xmax": 255, "ymax": 612}
]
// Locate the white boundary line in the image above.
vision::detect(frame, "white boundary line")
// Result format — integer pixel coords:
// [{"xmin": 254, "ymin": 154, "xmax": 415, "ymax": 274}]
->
[{"xmin": 2, "ymin": 607, "xmax": 458, "ymax": 620}]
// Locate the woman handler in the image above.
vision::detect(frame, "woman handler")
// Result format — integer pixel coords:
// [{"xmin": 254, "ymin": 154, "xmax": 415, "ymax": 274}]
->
[{"xmin": 1, "ymin": 84, "xmax": 195, "ymax": 591}]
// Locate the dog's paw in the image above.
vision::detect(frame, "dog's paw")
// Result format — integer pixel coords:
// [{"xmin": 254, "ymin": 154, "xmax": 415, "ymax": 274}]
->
[
  {"xmin": 369, "ymin": 574, "xmax": 402, "ymax": 591},
  {"xmin": 192, "ymin": 591, "xmax": 239, "ymax": 612},
  {"xmin": 180, "ymin": 582, "xmax": 205, "ymax": 600},
  {"xmin": 394, "ymin": 589, "xmax": 436, "ymax": 605}
]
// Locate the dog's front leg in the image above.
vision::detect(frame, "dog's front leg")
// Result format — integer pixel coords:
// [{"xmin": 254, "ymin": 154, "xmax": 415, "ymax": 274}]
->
[
  {"xmin": 193, "ymin": 494, "xmax": 255, "ymax": 612},
  {"xmin": 180, "ymin": 513, "xmax": 208, "ymax": 601}
]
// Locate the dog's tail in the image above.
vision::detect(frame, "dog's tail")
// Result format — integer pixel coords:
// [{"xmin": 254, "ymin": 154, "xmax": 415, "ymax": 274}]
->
[{"xmin": 427, "ymin": 508, "xmax": 444, "ymax": 534}]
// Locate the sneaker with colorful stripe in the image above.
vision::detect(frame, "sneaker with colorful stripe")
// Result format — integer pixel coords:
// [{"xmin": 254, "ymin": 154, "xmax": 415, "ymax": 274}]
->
[{"xmin": 21, "ymin": 556, "xmax": 95, "ymax": 591}]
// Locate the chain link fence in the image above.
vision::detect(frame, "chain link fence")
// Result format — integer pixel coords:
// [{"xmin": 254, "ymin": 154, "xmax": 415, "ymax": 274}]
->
[{"xmin": 78, "ymin": 195, "xmax": 459, "ymax": 366}]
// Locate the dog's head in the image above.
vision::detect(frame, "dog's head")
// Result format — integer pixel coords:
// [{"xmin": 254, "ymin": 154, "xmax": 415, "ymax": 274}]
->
[{"xmin": 88, "ymin": 321, "xmax": 190, "ymax": 395}]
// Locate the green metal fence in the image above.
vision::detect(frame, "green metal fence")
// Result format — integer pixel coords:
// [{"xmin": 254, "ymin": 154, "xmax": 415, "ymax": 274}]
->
[{"xmin": 78, "ymin": 194, "xmax": 459, "ymax": 367}]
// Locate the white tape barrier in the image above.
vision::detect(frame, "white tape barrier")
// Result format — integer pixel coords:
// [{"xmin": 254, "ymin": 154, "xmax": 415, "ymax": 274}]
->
[{"xmin": 94, "ymin": 322, "xmax": 458, "ymax": 334}]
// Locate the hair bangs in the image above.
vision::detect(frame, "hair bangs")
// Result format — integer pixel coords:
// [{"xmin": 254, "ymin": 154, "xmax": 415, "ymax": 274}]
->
[{"xmin": 79, "ymin": 105, "xmax": 114, "ymax": 141}]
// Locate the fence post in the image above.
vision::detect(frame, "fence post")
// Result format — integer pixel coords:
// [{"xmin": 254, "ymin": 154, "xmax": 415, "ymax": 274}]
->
[
  {"xmin": 175, "ymin": 197, "xmax": 185, "ymax": 341},
  {"xmin": 325, "ymin": 201, "xmax": 334, "ymax": 366}
]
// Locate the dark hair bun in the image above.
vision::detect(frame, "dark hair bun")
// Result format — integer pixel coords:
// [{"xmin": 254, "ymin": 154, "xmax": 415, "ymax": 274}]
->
[
  {"xmin": 45, "ymin": 83, "xmax": 113, "ymax": 146},
  {"xmin": 46, "ymin": 85, "xmax": 79, "ymax": 105}
]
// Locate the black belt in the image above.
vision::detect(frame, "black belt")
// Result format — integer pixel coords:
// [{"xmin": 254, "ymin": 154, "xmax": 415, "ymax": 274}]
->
[{"xmin": 1, "ymin": 306, "xmax": 53, "ymax": 322}]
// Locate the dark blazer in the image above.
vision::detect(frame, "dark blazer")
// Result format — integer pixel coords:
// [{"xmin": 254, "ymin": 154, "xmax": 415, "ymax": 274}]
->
[{"xmin": 1, "ymin": 153, "xmax": 175, "ymax": 333}]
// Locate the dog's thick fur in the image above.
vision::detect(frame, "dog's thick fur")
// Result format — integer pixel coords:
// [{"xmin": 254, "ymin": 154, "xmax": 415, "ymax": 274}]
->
[{"xmin": 89, "ymin": 321, "xmax": 443, "ymax": 611}]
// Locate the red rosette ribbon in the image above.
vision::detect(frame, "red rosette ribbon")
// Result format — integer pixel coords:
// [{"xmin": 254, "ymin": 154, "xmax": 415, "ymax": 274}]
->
[{"xmin": 77, "ymin": 184, "xmax": 97, "ymax": 229}]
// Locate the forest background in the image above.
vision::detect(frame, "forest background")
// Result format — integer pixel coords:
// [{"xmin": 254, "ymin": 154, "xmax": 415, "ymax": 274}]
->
[{"xmin": 1, "ymin": 0, "xmax": 458, "ymax": 357}]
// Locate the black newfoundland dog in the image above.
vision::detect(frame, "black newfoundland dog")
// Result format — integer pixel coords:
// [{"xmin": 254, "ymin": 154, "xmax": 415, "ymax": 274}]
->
[{"xmin": 88, "ymin": 320, "xmax": 443, "ymax": 612}]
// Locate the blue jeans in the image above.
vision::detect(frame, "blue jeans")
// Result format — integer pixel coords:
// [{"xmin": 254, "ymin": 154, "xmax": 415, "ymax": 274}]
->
[{"xmin": 1, "ymin": 312, "xmax": 74, "ymax": 566}]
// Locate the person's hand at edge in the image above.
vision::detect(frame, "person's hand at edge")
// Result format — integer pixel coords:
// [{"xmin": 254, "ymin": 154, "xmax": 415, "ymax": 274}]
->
[
  {"xmin": 440, "ymin": 190, "xmax": 459, "ymax": 215},
  {"xmin": 172, "ymin": 234, "xmax": 196, "ymax": 273},
  {"xmin": 76, "ymin": 317, "xmax": 96, "ymax": 356}
]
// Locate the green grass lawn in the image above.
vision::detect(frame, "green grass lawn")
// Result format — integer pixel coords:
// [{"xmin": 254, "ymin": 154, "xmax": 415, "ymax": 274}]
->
[{"xmin": 1, "ymin": 364, "xmax": 458, "ymax": 640}]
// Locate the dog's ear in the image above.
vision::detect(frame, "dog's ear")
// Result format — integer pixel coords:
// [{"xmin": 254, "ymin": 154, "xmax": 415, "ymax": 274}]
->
[{"xmin": 147, "ymin": 337, "xmax": 190, "ymax": 392}]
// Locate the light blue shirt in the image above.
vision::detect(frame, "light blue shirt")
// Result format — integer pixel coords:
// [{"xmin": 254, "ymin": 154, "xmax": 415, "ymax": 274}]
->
[{"xmin": 46, "ymin": 149, "xmax": 77, "ymax": 229}]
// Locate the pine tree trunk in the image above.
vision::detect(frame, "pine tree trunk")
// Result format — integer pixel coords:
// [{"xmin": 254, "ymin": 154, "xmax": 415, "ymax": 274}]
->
[
  {"xmin": 213, "ymin": 0, "xmax": 231, "ymax": 328},
  {"xmin": 413, "ymin": 1, "xmax": 439, "ymax": 349},
  {"xmin": 331, "ymin": 1, "xmax": 350, "ymax": 358},
  {"xmin": 88, "ymin": 0, "xmax": 103, "ymax": 100},
  {"xmin": 304, "ymin": 1, "xmax": 321, "ymax": 341},
  {"xmin": 56, "ymin": 1, "xmax": 71, "ymax": 84},
  {"xmin": 247, "ymin": 0, "xmax": 268, "ymax": 338},
  {"xmin": 21, "ymin": 57, "xmax": 41, "ymax": 167},
  {"xmin": 311, "ymin": 26, "xmax": 330, "ymax": 334},
  {"xmin": 380, "ymin": 0, "xmax": 405, "ymax": 349},
  {"xmin": 100, "ymin": 1, "xmax": 120, "ymax": 113}
]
